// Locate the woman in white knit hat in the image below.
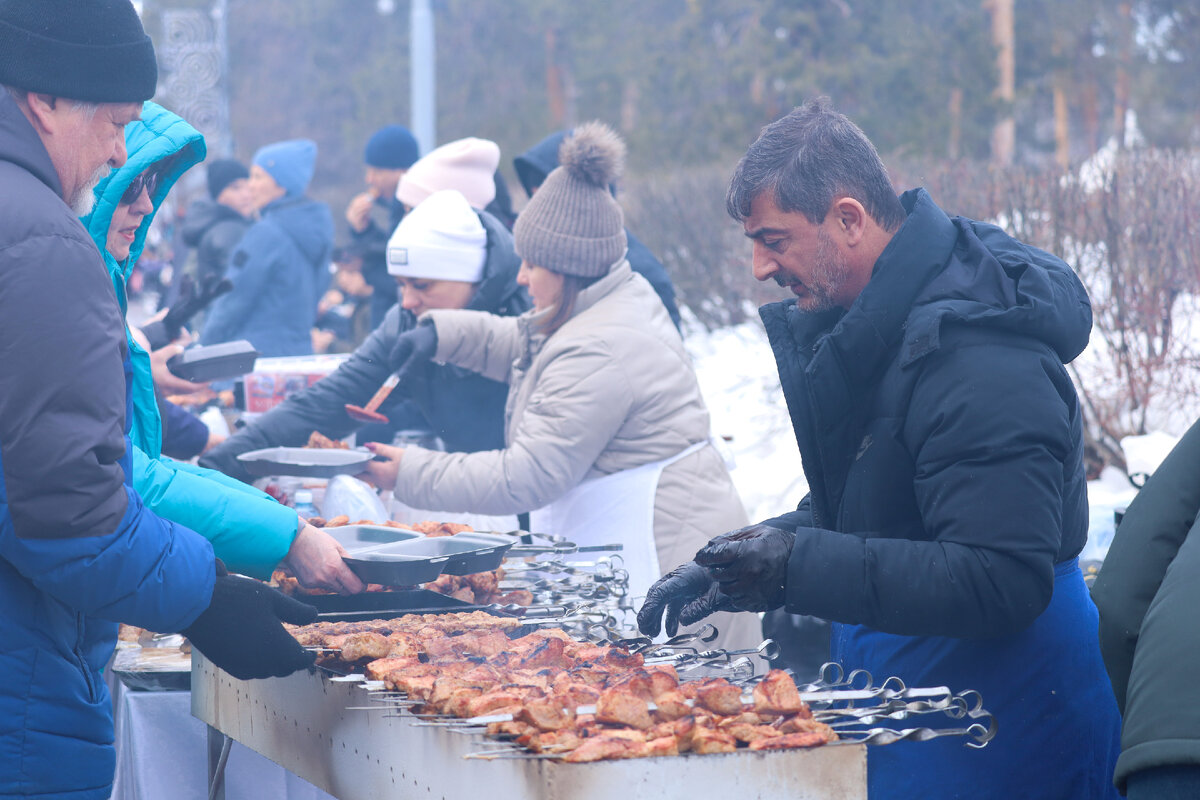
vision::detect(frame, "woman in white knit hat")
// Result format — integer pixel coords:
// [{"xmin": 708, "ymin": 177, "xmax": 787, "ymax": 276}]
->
[{"xmin": 366, "ymin": 123, "xmax": 758, "ymax": 650}]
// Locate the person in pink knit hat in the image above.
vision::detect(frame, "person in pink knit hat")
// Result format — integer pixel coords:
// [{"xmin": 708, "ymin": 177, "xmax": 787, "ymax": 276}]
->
[{"xmin": 396, "ymin": 136, "xmax": 501, "ymax": 212}]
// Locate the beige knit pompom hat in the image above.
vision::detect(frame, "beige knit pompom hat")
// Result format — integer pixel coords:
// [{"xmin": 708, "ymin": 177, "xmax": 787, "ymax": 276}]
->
[{"xmin": 514, "ymin": 121, "xmax": 628, "ymax": 278}]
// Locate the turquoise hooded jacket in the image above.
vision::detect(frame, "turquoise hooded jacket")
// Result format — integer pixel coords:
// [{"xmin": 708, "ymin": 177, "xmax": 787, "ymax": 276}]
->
[{"xmin": 81, "ymin": 102, "xmax": 298, "ymax": 578}]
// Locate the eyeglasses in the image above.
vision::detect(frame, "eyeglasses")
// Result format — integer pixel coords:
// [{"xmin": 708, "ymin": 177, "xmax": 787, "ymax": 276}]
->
[{"xmin": 120, "ymin": 170, "xmax": 159, "ymax": 205}]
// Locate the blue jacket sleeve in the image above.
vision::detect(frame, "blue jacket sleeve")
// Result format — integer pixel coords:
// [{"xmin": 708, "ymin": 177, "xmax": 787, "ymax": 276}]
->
[
  {"xmin": 1, "ymin": 480, "xmax": 216, "ymax": 632},
  {"xmin": 160, "ymin": 399, "xmax": 210, "ymax": 460},
  {"xmin": 132, "ymin": 446, "xmax": 298, "ymax": 578},
  {"xmin": 201, "ymin": 224, "xmax": 281, "ymax": 346}
]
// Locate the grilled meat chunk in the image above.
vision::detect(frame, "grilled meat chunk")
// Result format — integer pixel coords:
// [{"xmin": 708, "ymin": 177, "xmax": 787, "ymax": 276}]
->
[
  {"xmin": 596, "ymin": 687, "xmax": 653, "ymax": 730},
  {"xmin": 753, "ymin": 669, "xmax": 806, "ymax": 716}
]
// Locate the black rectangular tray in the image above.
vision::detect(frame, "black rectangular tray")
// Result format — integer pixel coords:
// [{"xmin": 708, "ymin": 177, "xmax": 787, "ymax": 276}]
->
[
  {"xmin": 430, "ymin": 532, "xmax": 515, "ymax": 575},
  {"xmin": 237, "ymin": 446, "xmax": 373, "ymax": 478},
  {"xmin": 305, "ymin": 589, "xmax": 486, "ymax": 621},
  {"xmin": 167, "ymin": 340, "xmax": 259, "ymax": 382}
]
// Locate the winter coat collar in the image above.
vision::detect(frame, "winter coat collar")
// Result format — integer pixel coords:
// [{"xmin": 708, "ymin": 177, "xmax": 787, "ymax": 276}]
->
[{"xmin": 0, "ymin": 90, "xmax": 64, "ymax": 198}]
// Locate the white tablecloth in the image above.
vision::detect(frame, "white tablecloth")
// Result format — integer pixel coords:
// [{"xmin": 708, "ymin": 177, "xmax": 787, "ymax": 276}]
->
[{"xmin": 110, "ymin": 680, "xmax": 335, "ymax": 800}]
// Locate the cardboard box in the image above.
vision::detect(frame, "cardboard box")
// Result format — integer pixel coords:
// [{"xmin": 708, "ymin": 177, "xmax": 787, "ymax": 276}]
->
[{"xmin": 242, "ymin": 354, "xmax": 350, "ymax": 413}]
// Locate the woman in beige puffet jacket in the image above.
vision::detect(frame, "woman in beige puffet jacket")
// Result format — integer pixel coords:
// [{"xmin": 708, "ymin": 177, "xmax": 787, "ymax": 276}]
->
[{"xmin": 368, "ymin": 124, "xmax": 757, "ymax": 650}]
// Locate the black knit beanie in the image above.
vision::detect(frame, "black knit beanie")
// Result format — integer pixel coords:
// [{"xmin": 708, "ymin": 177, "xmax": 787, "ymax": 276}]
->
[
  {"xmin": 207, "ymin": 158, "xmax": 249, "ymax": 200},
  {"xmin": 0, "ymin": 0, "xmax": 158, "ymax": 103}
]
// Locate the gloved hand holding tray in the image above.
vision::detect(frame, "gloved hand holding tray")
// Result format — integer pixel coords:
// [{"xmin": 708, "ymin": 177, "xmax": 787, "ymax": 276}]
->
[{"xmin": 237, "ymin": 446, "xmax": 374, "ymax": 478}]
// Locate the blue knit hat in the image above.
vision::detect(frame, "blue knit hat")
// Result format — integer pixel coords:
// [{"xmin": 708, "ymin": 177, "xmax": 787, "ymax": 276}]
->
[
  {"xmin": 253, "ymin": 139, "xmax": 316, "ymax": 197},
  {"xmin": 364, "ymin": 125, "xmax": 419, "ymax": 169}
]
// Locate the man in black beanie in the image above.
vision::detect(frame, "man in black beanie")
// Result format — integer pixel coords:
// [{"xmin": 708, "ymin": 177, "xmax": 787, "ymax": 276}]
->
[
  {"xmin": 181, "ymin": 157, "xmax": 253, "ymax": 286},
  {"xmin": 0, "ymin": 2, "xmax": 318, "ymax": 797}
]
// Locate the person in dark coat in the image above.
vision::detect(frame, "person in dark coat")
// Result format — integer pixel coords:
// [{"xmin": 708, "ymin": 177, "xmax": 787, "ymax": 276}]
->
[
  {"xmin": 346, "ymin": 124, "xmax": 420, "ymax": 328},
  {"xmin": 200, "ymin": 207, "xmax": 530, "ymax": 484},
  {"xmin": 513, "ymin": 129, "xmax": 682, "ymax": 330},
  {"xmin": 0, "ymin": 3, "xmax": 315, "ymax": 797},
  {"xmin": 201, "ymin": 139, "xmax": 334, "ymax": 357},
  {"xmin": 637, "ymin": 99, "xmax": 1121, "ymax": 799},
  {"xmin": 1093, "ymin": 420, "xmax": 1200, "ymax": 798},
  {"xmin": 180, "ymin": 157, "xmax": 253, "ymax": 287}
]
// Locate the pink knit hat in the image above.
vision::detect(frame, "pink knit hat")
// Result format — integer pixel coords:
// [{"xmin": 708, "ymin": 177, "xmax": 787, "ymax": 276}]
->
[{"xmin": 396, "ymin": 137, "xmax": 500, "ymax": 210}]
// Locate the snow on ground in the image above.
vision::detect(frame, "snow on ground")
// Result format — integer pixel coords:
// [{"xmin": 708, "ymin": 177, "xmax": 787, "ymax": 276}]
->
[{"xmin": 684, "ymin": 320, "xmax": 808, "ymax": 523}]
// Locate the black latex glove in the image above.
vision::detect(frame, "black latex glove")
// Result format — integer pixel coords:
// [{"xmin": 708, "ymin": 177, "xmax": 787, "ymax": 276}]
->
[
  {"xmin": 142, "ymin": 275, "xmax": 233, "ymax": 350},
  {"xmin": 182, "ymin": 563, "xmax": 318, "ymax": 681},
  {"xmin": 694, "ymin": 524, "xmax": 796, "ymax": 612},
  {"xmin": 388, "ymin": 322, "xmax": 437, "ymax": 383},
  {"xmin": 637, "ymin": 562, "xmax": 737, "ymax": 638}
]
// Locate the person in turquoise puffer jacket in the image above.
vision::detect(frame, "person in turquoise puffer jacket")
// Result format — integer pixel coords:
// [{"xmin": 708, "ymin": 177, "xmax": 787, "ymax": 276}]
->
[{"xmin": 81, "ymin": 101, "xmax": 363, "ymax": 594}]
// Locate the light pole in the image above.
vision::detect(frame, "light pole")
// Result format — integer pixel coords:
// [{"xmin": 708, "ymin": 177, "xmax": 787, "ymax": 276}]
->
[{"xmin": 409, "ymin": 0, "xmax": 436, "ymax": 155}]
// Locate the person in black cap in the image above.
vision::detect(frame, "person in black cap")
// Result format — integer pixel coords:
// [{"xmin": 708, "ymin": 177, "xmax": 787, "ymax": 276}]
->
[
  {"xmin": 346, "ymin": 124, "xmax": 420, "ymax": 327},
  {"xmin": 0, "ymin": 2, "xmax": 318, "ymax": 796},
  {"xmin": 180, "ymin": 157, "xmax": 254, "ymax": 287}
]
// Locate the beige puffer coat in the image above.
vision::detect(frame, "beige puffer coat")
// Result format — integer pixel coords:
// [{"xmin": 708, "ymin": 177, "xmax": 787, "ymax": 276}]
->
[{"xmin": 395, "ymin": 263, "xmax": 756, "ymax": 647}]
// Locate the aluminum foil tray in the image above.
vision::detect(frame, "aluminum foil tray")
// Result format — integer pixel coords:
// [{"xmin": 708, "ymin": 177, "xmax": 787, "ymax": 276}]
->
[{"xmin": 237, "ymin": 446, "xmax": 373, "ymax": 478}]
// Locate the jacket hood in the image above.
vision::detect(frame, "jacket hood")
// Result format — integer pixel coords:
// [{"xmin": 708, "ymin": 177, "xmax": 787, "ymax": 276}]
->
[
  {"xmin": 79, "ymin": 101, "xmax": 204, "ymax": 460},
  {"xmin": 894, "ymin": 188, "xmax": 1093, "ymax": 366},
  {"xmin": 513, "ymin": 130, "xmax": 567, "ymax": 197},
  {"xmin": 180, "ymin": 195, "xmax": 244, "ymax": 247},
  {"xmin": 259, "ymin": 194, "xmax": 335, "ymax": 266},
  {"xmin": 467, "ymin": 209, "xmax": 532, "ymax": 316},
  {"xmin": 0, "ymin": 90, "xmax": 62, "ymax": 197},
  {"xmin": 82, "ymin": 101, "xmax": 206, "ymax": 291}
]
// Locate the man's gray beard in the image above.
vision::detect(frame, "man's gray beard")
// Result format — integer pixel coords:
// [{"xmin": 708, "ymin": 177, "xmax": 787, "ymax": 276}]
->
[
  {"xmin": 68, "ymin": 164, "xmax": 110, "ymax": 216},
  {"xmin": 787, "ymin": 228, "xmax": 851, "ymax": 313}
]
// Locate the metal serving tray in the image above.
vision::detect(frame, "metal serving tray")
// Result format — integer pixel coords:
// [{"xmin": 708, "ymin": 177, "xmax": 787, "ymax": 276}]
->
[
  {"xmin": 236, "ymin": 446, "xmax": 373, "ymax": 478},
  {"xmin": 324, "ymin": 524, "xmax": 424, "ymax": 552}
]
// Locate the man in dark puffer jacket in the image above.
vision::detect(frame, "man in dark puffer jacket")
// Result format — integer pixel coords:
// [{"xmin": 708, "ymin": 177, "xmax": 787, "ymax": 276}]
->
[
  {"xmin": 0, "ymin": 4, "xmax": 315, "ymax": 797},
  {"xmin": 639, "ymin": 98, "xmax": 1121, "ymax": 799}
]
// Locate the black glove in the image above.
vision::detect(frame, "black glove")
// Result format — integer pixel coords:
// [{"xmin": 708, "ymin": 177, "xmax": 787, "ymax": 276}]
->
[
  {"xmin": 182, "ymin": 565, "xmax": 318, "ymax": 681},
  {"xmin": 694, "ymin": 524, "xmax": 796, "ymax": 612},
  {"xmin": 142, "ymin": 275, "xmax": 233, "ymax": 350},
  {"xmin": 388, "ymin": 322, "xmax": 437, "ymax": 383},
  {"xmin": 637, "ymin": 562, "xmax": 737, "ymax": 638}
]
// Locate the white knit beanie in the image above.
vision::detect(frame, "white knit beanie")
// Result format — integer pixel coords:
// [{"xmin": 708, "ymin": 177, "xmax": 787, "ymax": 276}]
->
[
  {"xmin": 387, "ymin": 190, "xmax": 488, "ymax": 283},
  {"xmin": 395, "ymin": 137, "xmax": 500, "ymax": 210}
]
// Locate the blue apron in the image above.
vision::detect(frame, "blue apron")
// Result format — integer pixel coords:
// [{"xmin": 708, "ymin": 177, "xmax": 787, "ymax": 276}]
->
[{"xmin": 833, "ymin": 559, "xmax": 1122, "ymax": 799}]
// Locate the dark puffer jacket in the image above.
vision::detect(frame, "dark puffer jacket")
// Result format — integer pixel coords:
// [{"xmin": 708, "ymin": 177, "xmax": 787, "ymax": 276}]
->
[
  {"xmin": 201, "ymin": 194, "xmax": 334, "ymax": 357},
  {"xmin": 180, "ymin": 195, "xmax": 250, "ymax": 286},
  {"xmin": 0, "ymin": 90, "xmax": 214, "ymax": 800},
  {"xmin": 758, "ymin": 188, "xmax": 1121, "ymax": 799},
  {"xmin": 200, "ymin": 210, "xmax": 530, "ymax": 483},
  {"xmin": 1094, "ymin": 419, "xmax": 1200, "ymax": 792},
  {"xmin": 763, "ymin": 188, "xmax": 1091, "ymax": 636},
  {"xmin": 513, "ymin": 130, "xmax": 681, "ymax": 330}
]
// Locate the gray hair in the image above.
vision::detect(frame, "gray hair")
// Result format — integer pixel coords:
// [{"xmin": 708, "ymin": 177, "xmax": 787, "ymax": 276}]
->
[
  {"xmin": 2, "ymin": 84, "xmax": 100, "ymax": 121},
  {"xmin": 726, "ymin": 97, "xmax": 905, "ymax": 232}
]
